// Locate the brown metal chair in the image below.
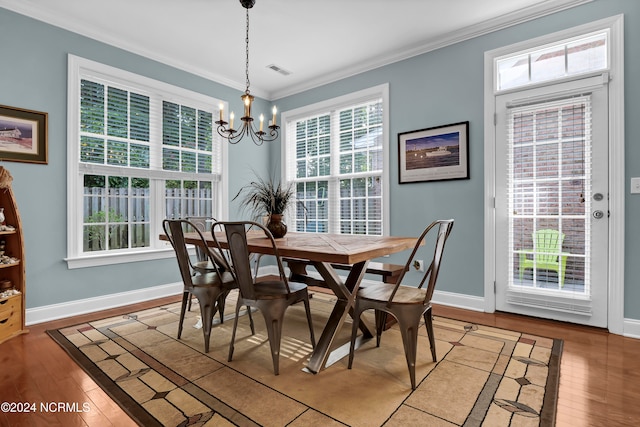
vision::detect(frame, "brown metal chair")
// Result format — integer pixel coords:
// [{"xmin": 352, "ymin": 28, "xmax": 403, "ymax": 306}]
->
[
  {"xmin": 211, "ymin": 221, "xmax": 316, "ymax": 375},
  {"xmin": 163, "ymin": 219, "xmax": 239, "ymax": 352},
  {"xmin": 348, "ymin": 219, "xmax": 454, "ymax": 389},
  {"xmin": 185, "ymin": 216, "xmax": 234, "ymax": 317}
]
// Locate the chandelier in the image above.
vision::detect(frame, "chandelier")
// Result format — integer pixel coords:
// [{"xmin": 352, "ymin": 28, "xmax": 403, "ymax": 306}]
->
[{"xmin": 216, "ymin": 0, "xmax": 279, "ymax": 145}]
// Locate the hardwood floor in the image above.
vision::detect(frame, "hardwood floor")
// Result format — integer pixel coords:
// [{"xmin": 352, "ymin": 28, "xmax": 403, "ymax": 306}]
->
[{"xmin": 1, "ymin": 296, "xmax": 639, "ymax": 426}]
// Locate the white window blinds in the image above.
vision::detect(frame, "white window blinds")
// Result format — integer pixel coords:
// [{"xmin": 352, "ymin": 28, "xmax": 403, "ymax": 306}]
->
[{"xmin": 506, "ymin": 95, "xmax": 593, "ymax": 314}]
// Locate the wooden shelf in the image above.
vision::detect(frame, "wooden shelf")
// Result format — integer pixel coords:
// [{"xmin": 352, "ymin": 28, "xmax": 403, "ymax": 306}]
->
[
  {"xmin": 0, "ymin": 261, "xmax": 20, "ymax": 269},
  {"xmin": 0, "ymin": 168, "xmax": 27, "ymax": 344}
]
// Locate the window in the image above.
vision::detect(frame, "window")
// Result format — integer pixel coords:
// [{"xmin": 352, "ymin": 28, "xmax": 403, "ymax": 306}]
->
[
  {"xmin": 282, "ymin": 84, "xmax": 389, "ymax": 235},
  {"xmin": 67, "ymin": 55, "xmax": 227, "ymax": 268},
  {"xmin": 496, "ymin": 31, "xmax": 608, "ymax": 91}
]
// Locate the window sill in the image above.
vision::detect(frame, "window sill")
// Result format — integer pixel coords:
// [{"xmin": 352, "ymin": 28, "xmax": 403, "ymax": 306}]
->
[{"xmin": 65, "ymin": 247, "xmax": 177, "ymax": 269}]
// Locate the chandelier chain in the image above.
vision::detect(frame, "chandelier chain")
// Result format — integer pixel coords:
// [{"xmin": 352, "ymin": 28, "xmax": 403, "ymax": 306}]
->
[{"xmin": 245, "ymin": 7, "xmax": 250, "ymax": 94}]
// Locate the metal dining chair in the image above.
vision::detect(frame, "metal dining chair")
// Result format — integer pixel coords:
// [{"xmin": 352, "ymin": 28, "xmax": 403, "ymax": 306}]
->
[
  {"xmin": 211, "ymin": 220, "xmax": 316, "ymax": 375},
  {"xmin": 163, "ymin": 219, "xmax": 238, "ymax": 352},
  {"xmin": 185, "ymin": 216, "xmax": 233, "ymax": 316},
  {"xmin": 348, "ymin": 219, "xmax": 454, "ymax": 389}
]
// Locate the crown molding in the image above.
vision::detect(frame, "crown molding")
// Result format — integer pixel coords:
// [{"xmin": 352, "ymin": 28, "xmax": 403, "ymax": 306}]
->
[
  {"xmin": 267, "ymin": 0, "xmax": 593, "ymax": 100},
  {"xmin": 1, "ymin": 0, "xmax": 592, "ymax": 101}
]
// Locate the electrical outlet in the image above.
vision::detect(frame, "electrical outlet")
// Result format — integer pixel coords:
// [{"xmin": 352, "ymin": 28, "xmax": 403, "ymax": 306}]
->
[
  {"xmin": 413, "ymin": 259, "xmax": 424, "ymax": 271},
  {"xmin": 632, "ymin": 177, "xmax": 640, "ymax": 194}
]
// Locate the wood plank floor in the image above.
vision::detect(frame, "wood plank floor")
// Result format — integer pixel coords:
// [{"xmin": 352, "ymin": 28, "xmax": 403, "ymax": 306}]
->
[{"xmin": 1, "ymin": 295, "xmax": 639, "ymax": 426}]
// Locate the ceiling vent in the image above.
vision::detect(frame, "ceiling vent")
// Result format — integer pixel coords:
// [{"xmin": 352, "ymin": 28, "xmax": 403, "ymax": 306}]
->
[{"xmin": 266, "ymin": 64, "xmax": 291, "ymax": 76}]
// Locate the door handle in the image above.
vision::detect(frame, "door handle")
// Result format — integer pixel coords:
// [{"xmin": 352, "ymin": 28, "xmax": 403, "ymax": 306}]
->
[{"xmin": 593, "ymin": 210, "xmax": 604, "ymax": 219}]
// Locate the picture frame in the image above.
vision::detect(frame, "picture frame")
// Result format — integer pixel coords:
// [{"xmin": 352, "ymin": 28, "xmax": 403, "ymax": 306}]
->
[
  {"xmin": 398, "ymin": 121, "xmax": 469, "ymax": 184},
  {"xmin": 0, "ymin": 104, "xmax": 48, "ymax": 164}
]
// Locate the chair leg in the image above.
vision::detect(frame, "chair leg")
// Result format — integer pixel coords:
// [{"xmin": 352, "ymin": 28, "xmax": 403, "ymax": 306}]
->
[
  {"xmin": 302, "ymin": 292, "xmax": 316, "ymax": 348},
  {"xmin": 258, "ymin": 299, "xmax": 287, "ymax": 375},
  {"xmin": 192, "ymin": 287, "xmax": 221, "ymax": 353},
  {"xmin": 177, "ymin": 291, "xmax": 190, "ymax": 339},
  {"xmin": 395, "ymin": 312, "xmax": 421, "ymax": 390},
  {"xmin": 228, "ymin": 298, "xmax": 243, "ymax": 362},
  {"xmin": 246, "ymin": 302, "xmax": 256, "ymax": 335},
  {"xmin": 374, "ymin": 310, "xmax": 387, "ymax": 347},
  {"xmin": 423, "ymin": 308, "xmax": 437, "ymax": 362},
  {"xmin": 217, "ymin": 290, "xmax": 229, "ymax": 323},
  {"xmin": 348, "ymin": 302, "xmax": 364, "ymax": 369}
]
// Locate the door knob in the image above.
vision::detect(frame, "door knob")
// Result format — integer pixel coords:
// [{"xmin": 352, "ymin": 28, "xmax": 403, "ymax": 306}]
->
[{"xmin": 593, "ymin": 210, "xmax": 604, "ymax": 219}]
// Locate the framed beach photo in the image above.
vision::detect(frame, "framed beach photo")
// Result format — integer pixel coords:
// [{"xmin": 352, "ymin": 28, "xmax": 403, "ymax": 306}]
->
[
  {"xmin": 0, "ymin": 104, "xmax": 48, "ymax": 164},
  {"xmin": 398, "ymin": 121, "xmax": 469, "ymax": 184}
]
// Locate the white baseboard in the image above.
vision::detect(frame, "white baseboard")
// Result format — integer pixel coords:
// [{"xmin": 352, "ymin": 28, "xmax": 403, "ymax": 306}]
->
[
  {"xmin": 25, "ymin": 282, "xmax": 183, "ymax": 325},
  {"xmin": 623, "ymin": 318, "xmax": 640, "ymax": 339},
  {"xmin": 27, "ymin": 269, "xmax": 638, "ymax": 339},
  {"xmin": 267, "ymin": 264, "xmax": 486, "ymax": 312},
  {"xmin": 431, "ymin": 290, "xmax": 486, "ymax": 312}
]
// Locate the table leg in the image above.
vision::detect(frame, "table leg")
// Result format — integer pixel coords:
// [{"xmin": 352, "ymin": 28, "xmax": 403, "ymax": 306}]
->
[{"xmin": 305, "ymin": 260, "xmax": 373, "ymax": 374}]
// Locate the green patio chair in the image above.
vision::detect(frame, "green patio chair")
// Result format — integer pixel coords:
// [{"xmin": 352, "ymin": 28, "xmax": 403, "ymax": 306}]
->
[{"xmin": 518, "ymin": 229, "xmax": 570, "ymax": 287}]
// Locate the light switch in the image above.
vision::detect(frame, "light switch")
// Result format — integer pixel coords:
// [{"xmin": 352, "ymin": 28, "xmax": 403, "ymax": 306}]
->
[{"xmin": 632, "ymin": 177, "xmax": 640, "ymax": 194}]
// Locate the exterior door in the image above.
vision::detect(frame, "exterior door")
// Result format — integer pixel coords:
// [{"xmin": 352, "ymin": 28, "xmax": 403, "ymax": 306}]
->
[{"xmin": 495, "ymin": 76, "xmax": 609, "ymax": 327}]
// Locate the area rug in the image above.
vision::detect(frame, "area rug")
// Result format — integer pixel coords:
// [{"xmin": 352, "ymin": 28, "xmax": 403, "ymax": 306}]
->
[{"xmin": 47, "ymin": 291, "xmax": 562, "ymax": 427}]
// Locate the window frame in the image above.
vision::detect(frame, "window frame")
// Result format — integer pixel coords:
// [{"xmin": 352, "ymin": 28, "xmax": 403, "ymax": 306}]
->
[
  {"xmin": 281, "ymin": 84, "xmax": 390, "ymax": 235},
  {"xmin": 66, "ymin": 55, "xmax": 229, "ymax": 269}
]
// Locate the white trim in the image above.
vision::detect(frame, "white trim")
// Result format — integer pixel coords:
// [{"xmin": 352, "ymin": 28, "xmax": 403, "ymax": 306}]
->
[
  {"xmin": 64, "ymin": 246, "xmax": 176, "ymax": 269},
  {"xmin": 484, "ymin": 15, "xmax": 625, "ymax": 333},
  {"xmin": 606, "ymin": 15, "xmax": 625, "ymax": 335},
  {"xmin": 25, "ymin": 282, "xmax": 183, "ymax": 325},
  {"xmin": 623, "ymin": 319, "xmax": 640, "ymax": 340},
  {"xmin": 431, "ymin": 290, "xmax": 485, "ymax": 313}
]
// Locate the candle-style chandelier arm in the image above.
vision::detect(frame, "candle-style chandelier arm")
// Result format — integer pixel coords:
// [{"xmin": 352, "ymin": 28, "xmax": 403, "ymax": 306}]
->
[
  {"xmin": 215, "ymin": 117, "xmax": 279, "ymax": 145},
  {"xmin": 216, "ymin": 0, "xmax": 279, "ymax": 145}
]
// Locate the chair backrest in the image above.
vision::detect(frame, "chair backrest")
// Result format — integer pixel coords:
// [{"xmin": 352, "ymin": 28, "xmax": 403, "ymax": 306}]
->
[
  {"xmin": 391, "ymin": 219, "xmax": 454, "ymax": 305},
  {"xmin": 186, "ymin": 216, "xmax": 209, "ymax": 257},
  {"xmin": 211, "ymin": 221, "xmax": 289, "ymax": 300},
  {"xmin": 185, "ymin": 216, "xmax": 232, "ymax": 271},
  {"xmin": 162, "ymin": 219, "xmax": 225, "ymax": 288},
  {"xmin": 533, "ymin": 229, "xmax": 565, "ymax": 262}
]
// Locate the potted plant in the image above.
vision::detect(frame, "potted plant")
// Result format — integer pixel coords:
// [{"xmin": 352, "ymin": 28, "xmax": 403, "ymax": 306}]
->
[{"xmin": 233, "ymin": 174, "xmax": 295, "ymax": 238}]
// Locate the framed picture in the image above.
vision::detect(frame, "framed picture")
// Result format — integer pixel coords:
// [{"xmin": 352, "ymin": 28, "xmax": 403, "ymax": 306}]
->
[
  {"xmin": 398, "ymin": 121, "xmax": 469, "ymax": 184},
  {"xmin": 0, "ymin": 104, "xmax": 48, "ymax": 164}
]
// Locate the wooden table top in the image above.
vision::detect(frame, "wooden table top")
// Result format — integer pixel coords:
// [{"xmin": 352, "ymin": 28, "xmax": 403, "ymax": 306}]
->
[{"xmin": 177, "ymin": 231, "xmax": 418, "ymax": 265}]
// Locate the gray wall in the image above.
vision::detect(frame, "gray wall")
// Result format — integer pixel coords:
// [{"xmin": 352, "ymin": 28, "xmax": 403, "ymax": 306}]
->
[{"xmin": 1, "ymin": 0, "xmax": 638, "ymax": 320}]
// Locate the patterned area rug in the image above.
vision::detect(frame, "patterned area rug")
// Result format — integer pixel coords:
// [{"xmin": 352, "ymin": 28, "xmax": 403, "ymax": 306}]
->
[{"xmin": 48, "ymin": 291, "xmax": 562, "ymax": 426}]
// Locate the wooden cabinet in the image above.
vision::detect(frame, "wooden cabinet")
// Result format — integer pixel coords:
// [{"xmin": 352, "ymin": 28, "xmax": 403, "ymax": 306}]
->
[{"xmin": 0, "ymin": 169, "xmax": 27, "ymax": 344}]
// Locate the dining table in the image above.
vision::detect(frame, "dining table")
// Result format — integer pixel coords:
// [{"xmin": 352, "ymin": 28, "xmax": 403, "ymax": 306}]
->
[{"xmin": 164, "ymin": 230, "xmax": 418, "ymax": 374}]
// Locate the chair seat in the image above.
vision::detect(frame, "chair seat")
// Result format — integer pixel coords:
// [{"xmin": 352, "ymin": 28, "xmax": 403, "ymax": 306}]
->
[
  {"xmin": 357, "ymin": 282, "xmax": 428, "ymax": 305},
  {"xmin": 253, "ymin": 280, "xmax": 308, "ymax": 298},
  {"xmin": 193, "ymin": 260, "xmax": 217, "ymax": 274},
  {"xmin": 191, "ymin": 271, "xmax": 235, "ymax": 288}
]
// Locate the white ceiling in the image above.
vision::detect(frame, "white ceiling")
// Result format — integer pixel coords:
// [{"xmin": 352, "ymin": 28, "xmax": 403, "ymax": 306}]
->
[{"xmin": 0, "ymin": 0, "xmax": 589, "ymax": 100}]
